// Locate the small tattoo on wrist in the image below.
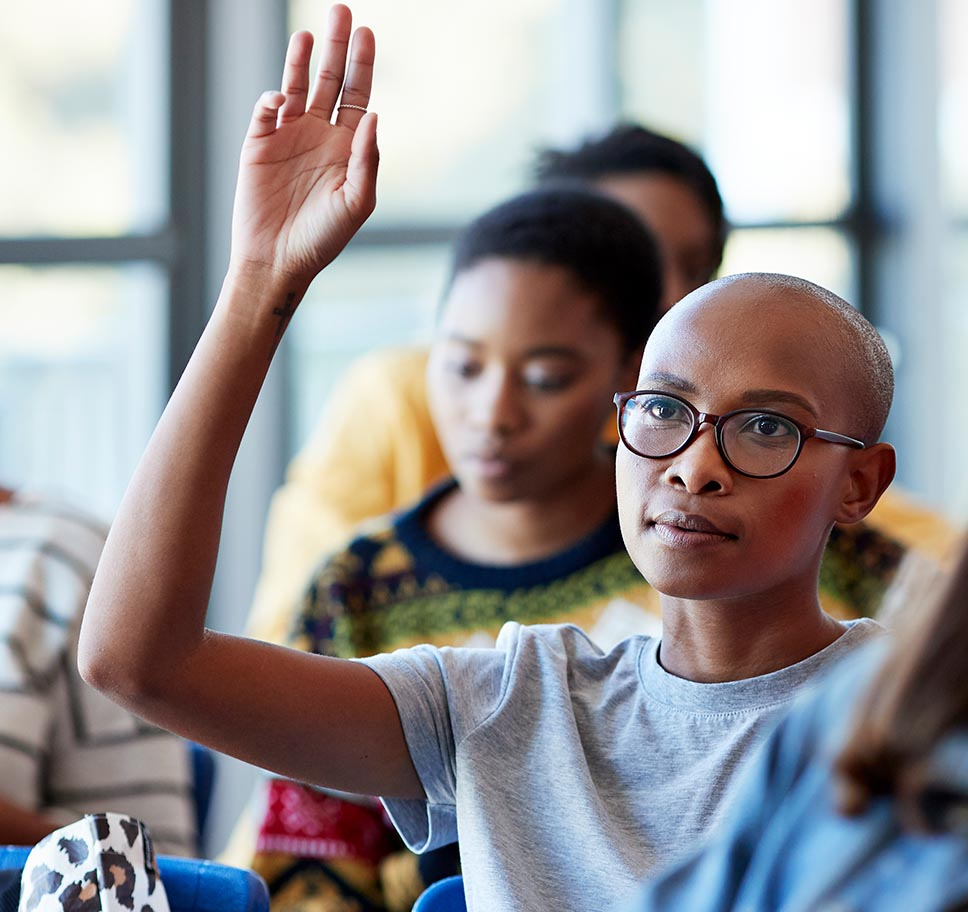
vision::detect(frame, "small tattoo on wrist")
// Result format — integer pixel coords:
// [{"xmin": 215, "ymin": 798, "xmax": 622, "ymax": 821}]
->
[{"xmin": 270, "ymin": 293, "xmax": 297, "ymax": 359}]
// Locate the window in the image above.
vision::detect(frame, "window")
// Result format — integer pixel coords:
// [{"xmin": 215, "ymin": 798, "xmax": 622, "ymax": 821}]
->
[
  {"xmin": 281, "ymin": 0, "xmax": 964, "ymax": 516},
  {"xmin": 286, "ymin": 0, "xmax": 611, "ymax": 446},
  {"xmin": 940, "ymin": 0, "xmax": 968, "ymax": 510},
  {"xmin": 620, "ymin": 0, "xmax": 854, "ymax": 297},
  {"xmin": 0, "ymin": 0, "xmax": 172, "ymax": 519},
  {"xmin": 0, "ymin": 265, "xmax": 166, "ymax": 513}
]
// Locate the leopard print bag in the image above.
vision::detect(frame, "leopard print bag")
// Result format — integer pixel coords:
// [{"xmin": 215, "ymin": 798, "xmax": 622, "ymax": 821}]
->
[{"xmin": 18, "ymin": 813, "xmax": 171, "ymax": 912}]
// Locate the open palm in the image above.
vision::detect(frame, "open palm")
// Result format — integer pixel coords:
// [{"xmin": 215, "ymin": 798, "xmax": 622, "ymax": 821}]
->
[{"xmin": 230, "ymin": 6, "xmax": 377, "ymax": 290}]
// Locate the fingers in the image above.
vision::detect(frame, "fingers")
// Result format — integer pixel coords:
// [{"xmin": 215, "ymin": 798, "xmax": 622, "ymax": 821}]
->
[
  {"xmin": 275, "ymin": 5, "xmax": 374, "ymax": 129},
  {"xmin": 334, "ymin": 26, "xmax": 375, "ymax": 130},
  {"xmin": 247, "ymin": 91, "xmax": 286, "ymax": 139},
  {"xmin": 307, "ymin": 4, "xmax": 353, "ymax": 120},
  {"xmin": 278, "ymin": 31, "xmax": 314, "ymax": 123}
]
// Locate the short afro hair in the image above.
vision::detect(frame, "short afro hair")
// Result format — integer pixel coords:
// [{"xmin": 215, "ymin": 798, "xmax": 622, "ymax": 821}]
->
[
  {"xmin": 533, "ymin": 123, "xmax": 728, "ymax": 271},
  {"xmin": 445, "ymin": 186, "xmax": 664, "ymax": 356}
]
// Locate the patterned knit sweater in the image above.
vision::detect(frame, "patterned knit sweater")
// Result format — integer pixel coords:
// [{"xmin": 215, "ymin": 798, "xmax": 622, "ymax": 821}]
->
[{"xmin": 290, "ymin": 480, "xmax": 659, "ymax": 658}]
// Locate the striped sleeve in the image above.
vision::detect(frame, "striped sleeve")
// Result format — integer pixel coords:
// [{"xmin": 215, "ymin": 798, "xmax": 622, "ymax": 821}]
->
[{"xmin": 0, "ymin": 496, "xmax": 197, "ymax": 855}]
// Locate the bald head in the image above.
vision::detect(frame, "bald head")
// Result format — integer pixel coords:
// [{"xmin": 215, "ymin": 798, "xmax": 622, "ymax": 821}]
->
[{"xmin": 647, "ymin": 273, "xmax": 894, "ymax": 445}]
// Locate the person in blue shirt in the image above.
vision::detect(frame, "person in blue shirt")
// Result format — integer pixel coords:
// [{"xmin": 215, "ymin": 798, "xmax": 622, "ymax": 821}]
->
[{"xmin": 629, "ymin": 536, "xmax": 968, "ymax": 912}]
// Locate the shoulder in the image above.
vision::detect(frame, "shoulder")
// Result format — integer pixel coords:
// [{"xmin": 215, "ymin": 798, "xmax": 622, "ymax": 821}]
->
[
  {"xmin": 364, "ymin": 622, "xmax": 612, "ymax": 704},
  {"xmin": 840, "ymin": 616, "xmax": 887, "ymax": 647},
  {"xmin": 489, "ymin": 622, "xmax": 648, "ymax": 694},
  {"xmin": 777, "ymin": 638, "xmax": 889, "ymax": 759},
  {"xmin": 365, "ymin": 623, "xmax": 651, "ymax": 741},
  {"xmin": 495, "ymin": 621, "xmax": 613, "ymax": 658},
  {"xmin": 814, "ymin": 638, "xmax": 886, "ymax": 710},
  {"xmin": 341, "ymin": 345, "xmax": 430, "ymax": 391},
  {"xmin": 498, "ymin": 620, "xmax": 649, "ymax": 653}
]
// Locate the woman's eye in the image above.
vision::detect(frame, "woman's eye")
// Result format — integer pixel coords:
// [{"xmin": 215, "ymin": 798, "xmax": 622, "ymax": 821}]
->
[
  {"xmin": 744, "ymin": 415, "xmax": 795, "ymax": 437},
  {"xmin": 642, "ymin": 397, "xmax": 686, "ymax": 421},
  {"xmin": 446, "ymin": 360, "xmax": 481, "ymax": 380},
  {"xmin": 524, "ymin": 373, "xmax": 573, "ymax": 392}
]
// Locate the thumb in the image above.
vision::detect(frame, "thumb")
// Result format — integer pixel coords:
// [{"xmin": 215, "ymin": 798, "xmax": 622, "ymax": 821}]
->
[{"xmin": 245, "ymin": 90, "xmax": 286, "ymax": 141}]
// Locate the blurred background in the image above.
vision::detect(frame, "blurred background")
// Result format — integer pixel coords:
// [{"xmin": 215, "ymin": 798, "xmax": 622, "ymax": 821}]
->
[{"xmin": 1, "ymin": 0, "xmax": 966, "ymax": 854}]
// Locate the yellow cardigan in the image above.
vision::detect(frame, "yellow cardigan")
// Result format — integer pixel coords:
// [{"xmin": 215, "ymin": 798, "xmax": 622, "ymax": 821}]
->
[{"xmin": 246, "ymin": 346, "xmax": 447, "ymax": 645}]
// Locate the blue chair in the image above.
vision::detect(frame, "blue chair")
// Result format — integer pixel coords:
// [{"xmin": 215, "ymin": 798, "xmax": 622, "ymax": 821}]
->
[
  {"xmin": 0, "ymin": 847, "xmax": 268, "ymax": 912},
  {"xmin": 188, "ymin": 741, "xmax": 216, "ymax": 850},
  {"xmin": 412, "ymin": 875, "xmax": 466, "ymax": 912}
]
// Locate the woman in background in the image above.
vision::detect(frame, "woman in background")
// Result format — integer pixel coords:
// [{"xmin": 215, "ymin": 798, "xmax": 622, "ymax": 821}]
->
[{"xmin": 250, "ymin": 185, "xmax": 664, "ymax": 912}]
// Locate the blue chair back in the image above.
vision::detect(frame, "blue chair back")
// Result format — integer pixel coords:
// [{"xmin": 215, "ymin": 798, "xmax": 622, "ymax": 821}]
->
[
  {"xmin": 412, "ymin": 875, "xmax": 466, "ymax": 912},
  {"xmin": 188, "ymin": 741, "xmax": 216, "ymax": 849},
  {"xmin": 0, "ymin": 847, "xmax": 268, "ymax": 912}
]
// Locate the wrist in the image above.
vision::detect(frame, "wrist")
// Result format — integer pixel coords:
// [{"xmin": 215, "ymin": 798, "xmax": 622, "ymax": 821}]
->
[
  {"xmin": 223, "ymin": 257, "xmax": 311, "ymax": 303},
  {"xmin": 215, "ymin": 261, "xmax": 310, "ymax": 359}
]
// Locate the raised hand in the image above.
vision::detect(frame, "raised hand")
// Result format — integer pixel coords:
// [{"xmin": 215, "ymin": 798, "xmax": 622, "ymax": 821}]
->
[
  {"xmin": 229, "ymin": 4, "xmax": 378, "ymax": 291},
  {"xmin": 79, "ymin": 4, "xmax": 423, "ymax": 802}
]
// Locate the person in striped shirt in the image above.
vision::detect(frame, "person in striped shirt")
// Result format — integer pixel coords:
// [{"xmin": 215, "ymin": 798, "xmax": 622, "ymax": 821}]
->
[{"xmin": 0, "ymin": 486, "xmax": 196, "ymax": 855}]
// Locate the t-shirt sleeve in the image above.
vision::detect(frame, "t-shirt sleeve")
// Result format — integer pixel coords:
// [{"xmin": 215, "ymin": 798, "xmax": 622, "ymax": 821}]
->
[{"xmin": 360, "ymin": 634, "xmax": 513, "ymax": 853}]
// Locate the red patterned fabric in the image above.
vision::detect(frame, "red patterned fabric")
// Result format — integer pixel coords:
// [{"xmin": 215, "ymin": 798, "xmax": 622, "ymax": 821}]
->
[{"xmin": 256, "ymin": 780, "xmax": 397, "ymax": 865}]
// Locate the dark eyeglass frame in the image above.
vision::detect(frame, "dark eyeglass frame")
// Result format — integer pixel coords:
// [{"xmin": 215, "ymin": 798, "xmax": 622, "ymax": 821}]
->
[{"xmin": 613, "ymin": 389, "xmax": 866, "ymax": 479}]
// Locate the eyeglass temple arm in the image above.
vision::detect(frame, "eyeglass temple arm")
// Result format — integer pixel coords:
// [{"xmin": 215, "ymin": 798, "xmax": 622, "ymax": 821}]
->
[{"xmin": 812, "ymin": 429, "xmax": 866, "ymax": 449}]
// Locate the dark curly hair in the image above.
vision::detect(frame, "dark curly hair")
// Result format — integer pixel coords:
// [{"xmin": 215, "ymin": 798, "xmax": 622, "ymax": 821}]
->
[
  {"xmin": 445, "ymin": 186, "xmax": 663, "ymax": 356},
  {"xmin": 533, "ymin": 123, "xmax": 727, "ymax": 272}
]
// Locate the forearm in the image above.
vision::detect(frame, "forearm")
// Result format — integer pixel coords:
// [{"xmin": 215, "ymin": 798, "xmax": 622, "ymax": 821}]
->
[
  {"xmin": 75, "ymin": 15, "xmax": 416, "ymax": 799},
  {"xmin": 79, "ymin": 265, "xmax": 303, "ymax": 693},
  {"xmin": 76, "ymin": 268, "xmax": 421, "ymax": 798}
]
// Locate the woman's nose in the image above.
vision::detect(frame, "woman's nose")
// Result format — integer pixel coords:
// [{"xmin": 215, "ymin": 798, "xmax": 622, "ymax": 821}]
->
[
  {"xmin": 662, "ymin": 424, "xmax": 733, "ymax": 494},
  {"xmin": 468, "ymin": 371, "xmax": 525, "ymax": 435}
]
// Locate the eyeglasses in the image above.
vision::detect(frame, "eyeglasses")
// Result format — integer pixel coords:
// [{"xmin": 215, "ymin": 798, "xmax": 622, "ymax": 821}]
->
[{"xmin": 613, "ymin": 390, "xmax": 865, "ymax": 479}]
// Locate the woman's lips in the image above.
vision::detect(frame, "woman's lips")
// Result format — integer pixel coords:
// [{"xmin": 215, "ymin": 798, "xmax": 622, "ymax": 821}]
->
[
  {"xmin": 465, "ymin": 453, "xmax": 515, "ymax": 479},
  {"xmin": 650, "ymin": 510, "xmax": 736, "ymax": 546}
]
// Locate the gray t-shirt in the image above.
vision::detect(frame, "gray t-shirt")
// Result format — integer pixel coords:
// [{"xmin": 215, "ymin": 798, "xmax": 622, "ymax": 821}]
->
[{"xmin": 362, "ymin": 619, "xmax": 882, "ymax": 912}]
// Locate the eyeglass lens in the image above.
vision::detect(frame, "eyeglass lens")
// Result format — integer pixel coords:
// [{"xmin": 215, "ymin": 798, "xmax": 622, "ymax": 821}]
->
[{"xmin": 619, "ymin": 393, "xmax": 802, "ymax": 477}]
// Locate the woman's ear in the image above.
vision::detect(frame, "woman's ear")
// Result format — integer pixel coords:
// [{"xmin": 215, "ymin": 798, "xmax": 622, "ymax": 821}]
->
[{"xmin": 834, "ymin": 442, "xmax": 897, "ymax": 525}]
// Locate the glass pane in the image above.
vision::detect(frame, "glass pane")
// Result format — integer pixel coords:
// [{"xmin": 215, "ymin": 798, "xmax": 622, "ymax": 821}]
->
[
  {"xmin": 620, "ymin": 0, "xmax": 850, "ymax": 224},
  {"xmin": 940, "ymin": 0, "xmax": 968, "ymax": 216},
  {"xmin": 288, "ymin": 245, "xmax": 450, "ymax": 452},
  {"xmin": 289, "ymin": 0, "xmax": 567, "ymax": 224},
  {"xmin": 0, "ymin": 1, "xmax": 168, "ymax": 237},
  {"xmin": 719, "ymin": 227, "xmax": 855, "ymax": 303},
  {"xmin": 618, "ymin": 0, "xmax": 706, "ymax": 146},
  {"xmin": 942, "ymin": 233, "xmax": 968, "ymax": 514},
  {"xmin": 0, "ymin": 264, "xmax": 167, "ymax": 519}
]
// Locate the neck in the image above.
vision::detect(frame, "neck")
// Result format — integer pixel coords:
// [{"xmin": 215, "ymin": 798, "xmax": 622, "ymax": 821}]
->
[
  {"xmin": 426, "ymin": 452, "xmax": 617, "ymax": 565},
  {"xmin": 658, "ymin": 579, "xmax": 848, "ymax": 682}
]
